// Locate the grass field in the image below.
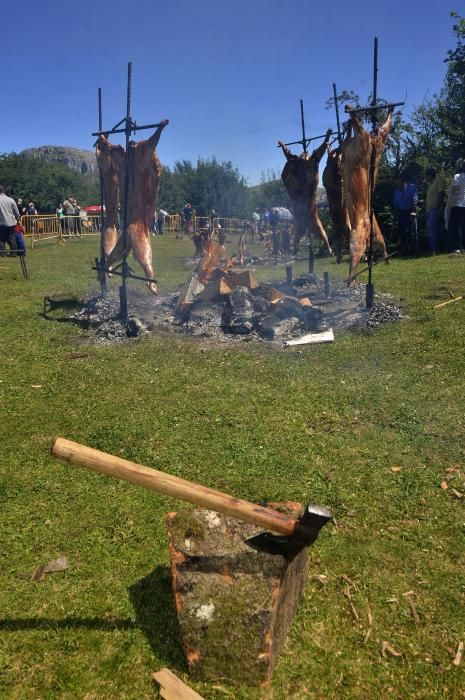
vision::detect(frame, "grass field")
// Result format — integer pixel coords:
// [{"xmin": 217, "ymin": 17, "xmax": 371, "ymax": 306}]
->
[{"xmin": 1, "ymin": 235, "xmax": 464, "ymax": 699}]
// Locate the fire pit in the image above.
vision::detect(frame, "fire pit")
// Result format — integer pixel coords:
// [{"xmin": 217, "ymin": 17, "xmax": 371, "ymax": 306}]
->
[{"xmin": 68, "ymin": 261, "xmax": 403, "ymax": 346}]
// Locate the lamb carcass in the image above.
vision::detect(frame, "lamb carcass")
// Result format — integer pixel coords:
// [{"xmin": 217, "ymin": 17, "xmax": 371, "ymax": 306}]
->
[
  {"xmin": 341, "ymin": 111, "xmax": 392, "ymax": 282},
  {"xmin": 105, "ymin": 119, "xmax": 169, "ymax": 294},
  {"xmin": 322, "ymin": 146, "xmax": 351, "ymax": 263},
  {"xmin": 95, "ymin": 136, "xmax": 125, "ymax": 257},
  {"xmin": 278, "ymin": 129, "xmax": 333, "ymax": 255}
]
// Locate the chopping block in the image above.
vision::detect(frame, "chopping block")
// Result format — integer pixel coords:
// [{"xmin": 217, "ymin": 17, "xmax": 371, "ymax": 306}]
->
[{"xmin": 167, "ymin": 503, "xmax": 310, "ymax": 686}]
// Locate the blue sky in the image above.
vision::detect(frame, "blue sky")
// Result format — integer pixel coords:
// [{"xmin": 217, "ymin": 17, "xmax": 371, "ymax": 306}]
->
[{"xmin": 1, "ymin": 0, "xmax": 459, "ymax": 184}]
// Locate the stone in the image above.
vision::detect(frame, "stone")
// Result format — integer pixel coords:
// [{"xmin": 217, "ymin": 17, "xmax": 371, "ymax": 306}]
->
[{"xmin": 167, "ymin": 504, "xmax": 310, "ymax": 685}]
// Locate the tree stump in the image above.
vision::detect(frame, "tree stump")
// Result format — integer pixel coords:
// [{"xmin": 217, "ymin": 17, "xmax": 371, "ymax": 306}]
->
[{"xmin": 167, "ymin": 503, "xmax": 310, "ymax": 685}]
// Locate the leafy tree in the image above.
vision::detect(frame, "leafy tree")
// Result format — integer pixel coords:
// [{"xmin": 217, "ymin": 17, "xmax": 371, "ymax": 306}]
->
[{"xmin": 0, "ymin": 153, "xmax": 99, "ymax": 212}]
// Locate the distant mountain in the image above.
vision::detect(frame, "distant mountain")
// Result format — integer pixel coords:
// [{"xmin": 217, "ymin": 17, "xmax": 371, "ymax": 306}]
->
[{"xmin": 20, "ymin": 146, "xmax": 97, "ymax": 175}]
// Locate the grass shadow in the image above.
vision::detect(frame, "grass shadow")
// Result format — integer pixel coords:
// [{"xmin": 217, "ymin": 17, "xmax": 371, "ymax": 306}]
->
[
  {"xmin": 128, "ymin": 565, "xmax": 187, "ymax": 671},
  {"xmin": 41, "ymin": 295, "xmax": 86, "ymax": 325}
]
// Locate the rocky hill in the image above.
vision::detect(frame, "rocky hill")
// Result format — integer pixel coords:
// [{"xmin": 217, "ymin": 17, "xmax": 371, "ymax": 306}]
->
[{"xmin": 20, "ymin": 146, "xmax": 97, "ymax": 175}]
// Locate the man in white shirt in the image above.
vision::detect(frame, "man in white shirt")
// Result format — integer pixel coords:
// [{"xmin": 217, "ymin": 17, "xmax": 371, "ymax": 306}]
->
[
  {"xmin": 157, "ymin": 208, "xmax": 169, "ymax": 235},
  {"xmin": 445, "ymin": 158, "xmax": 465, "ymax": 252},
  {"xmin": 0, "ymin": 186, "xmax": 19, "ymax": 254}
]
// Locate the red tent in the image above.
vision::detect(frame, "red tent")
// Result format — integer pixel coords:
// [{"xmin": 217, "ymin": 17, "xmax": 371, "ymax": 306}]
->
[{"xmin": 84, "ymin": 205, "xmax": 104, "ymax": 213}]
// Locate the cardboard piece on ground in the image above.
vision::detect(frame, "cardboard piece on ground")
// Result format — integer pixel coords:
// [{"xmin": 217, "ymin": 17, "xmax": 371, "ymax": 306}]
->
[
  {"xmin": 299, "ymin": 297, "xmax": 312, "ymax": 307},
  {"xmin": 153, "ymin": 669, "xmax": 205, "ymax": 700},
  {"xmin": 284, "ymin": 328, "xmax": 334, "ymax": 346}
]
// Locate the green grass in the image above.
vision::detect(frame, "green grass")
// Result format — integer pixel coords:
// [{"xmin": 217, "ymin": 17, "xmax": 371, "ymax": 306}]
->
[{"xmin": 1, "ymin": 235, "xmax": 465, "ymax": 699}]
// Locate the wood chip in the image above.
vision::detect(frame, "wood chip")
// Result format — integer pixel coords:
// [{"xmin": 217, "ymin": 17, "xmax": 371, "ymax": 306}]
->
[
  {"xmin": 451, "ymin": 489, "xmax": 464, "ymax": 499},
  {"xmin": 440, "ymin": 481, "xmax": 449, "ymax": 490},
  {"xmin": 153, "ymin": 668, "xmax": 205, "ymax": 699},
  {"xmin": 363, "ymin": 607, "xmax": 373, "ymax": 644},
  {"xmin": 407, "ymin": 597, "xmax": 420, "ymax": 624},
  {"xmin": 342, "ymin": 587, "xmax": 359, "ymax": 621},
  {"xmin": 31, "ymin": 556, "xmax": 70, "ymax": 582},
  {"xmin": 381, "ymin": 641, "xmax": 403, "ymax": 658},
  {"xmin": 453, "ymin": 641, "xmax": 464, "ymax": 667},
  {"xmin": 391, "ymin": 466, "xmax": 402, "ymax": 473}
]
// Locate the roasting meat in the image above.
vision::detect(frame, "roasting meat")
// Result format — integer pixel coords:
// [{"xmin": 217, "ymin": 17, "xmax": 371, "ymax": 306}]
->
[
  {"xmin": 341, "ymin": 111, "xmax": 392, "ymax": 281},
  {"xmin": 322, "ymin": 147, "xmax": 351, "ymax": 263},
  {"xmin": 95, "ymin": 136, "xmax": 125, "ymax": 257},
  {"xmin": 103, "ymin": 119, "xmax": 169, "ymax": 294},
  {"xmin": 278, "ymin": 129, "xmax": 333, "ymax": 255}
]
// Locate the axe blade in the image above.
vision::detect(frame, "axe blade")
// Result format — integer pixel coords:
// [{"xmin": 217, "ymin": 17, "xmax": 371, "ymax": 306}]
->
[{"xmin": 245, "ymin": 505, "xmax": 332, "ymax": 558}]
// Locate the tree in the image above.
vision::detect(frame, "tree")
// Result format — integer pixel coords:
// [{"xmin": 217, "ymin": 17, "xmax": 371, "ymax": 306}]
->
[{"xmin": 0, "ymin": 153, "xmax": 99, "ymax": 212}]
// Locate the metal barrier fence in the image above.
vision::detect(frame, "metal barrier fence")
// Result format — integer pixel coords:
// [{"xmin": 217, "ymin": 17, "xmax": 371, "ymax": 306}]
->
[
  {"xmin": 21, "ymin": 214, "xmax": 102, "ymax": 248},
  {"xmin": 193, "ymin": 217, "xmax": 250, "ymax": 234},
  {"xmin": 20, "ymin": 212, "xmax": 252, "ymax": 248}
]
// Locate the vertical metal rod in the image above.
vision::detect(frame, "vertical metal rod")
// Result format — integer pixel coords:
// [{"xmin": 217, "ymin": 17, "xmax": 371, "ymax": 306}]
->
[
  {"xmin": 323, "ymin": 271, "xmax": 330, "ymax": 297},
  {"xmin": 98, "ymin": 87, "xmax": 107, "ymax": 295},
  {"xmin": 120, "ymin": 62, "xmax": 132, "ymax": 321},
  {"xmin": 308, "ymin": 240, "xmax": 314, "ymax": 274},
  {"xmin": 333, "ymin": 83, "xmax": 342, "ymax": 145},
  {"xmin": 286, "ymin": 264, "xmax": 293, "ymax": 285},
  {"xmin": 300, "ymin": 99, "xmax": 307, "ymax": 154},
  {"xmin": 366, "ymin": 37, "xmax": 378, "ymax": 309}
]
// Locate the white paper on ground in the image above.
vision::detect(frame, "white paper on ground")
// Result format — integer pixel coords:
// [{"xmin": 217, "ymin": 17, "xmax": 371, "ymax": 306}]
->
[{"xmin": 284, "ymin": 328, "xmax": 334, "ymax": 346}]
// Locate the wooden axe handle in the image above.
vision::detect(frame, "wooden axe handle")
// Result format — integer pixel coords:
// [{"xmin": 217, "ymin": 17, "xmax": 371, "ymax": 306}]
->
[{"xmin": 52, "ymin": 437, "xmax": 298, "ymax": 536}]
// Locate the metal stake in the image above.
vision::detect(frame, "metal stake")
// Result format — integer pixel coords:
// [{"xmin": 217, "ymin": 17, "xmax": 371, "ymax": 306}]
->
[
  {"xmin": 366, "ymin": 37, "xmax": 378, "ymax": 309},
  {"xmin": 119, "ymin": 62, "xmax": 132, "ymax": 322},
  {"xmin": 98, "ymin": 87, "xmax": 107, "ymax": 296},
  {"xmin": 333, "ymin": 83, "xmax": 342, "ymax": 146}
]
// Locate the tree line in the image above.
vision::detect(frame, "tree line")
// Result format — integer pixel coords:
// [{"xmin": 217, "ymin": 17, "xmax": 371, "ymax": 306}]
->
[{"xmin": 0, "ymin": 11, "xmax": 463, "ymax": 224}]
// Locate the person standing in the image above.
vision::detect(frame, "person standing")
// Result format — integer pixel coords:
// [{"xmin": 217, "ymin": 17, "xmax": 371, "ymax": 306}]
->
[
  {"xmin": 56, "ymin": 203, "xmax": 65, "ymax": 236},
  {"xmin": 252, "ymin": 209, "xmax": 260, "ymax": 240},
  {"xmin": 157, "ymin": 207, "xmax": 169, "ymax": 235},
  {"xmin": 26, "ymin": 202, "xmax": 37, "ymax": 215},
  {"xmin": 445, "ymin": 158, "xmax": 465, "ymax": 253},
  {"xmin": 393, "ymin": 174, "xmax": 418, "ymax": 255},
  {"xmin": 182, "ymin": 203, "xmax": 193, "ymax": 234},
  {"xmin": 425, "ymin": 168, "xmax": 445, "ymax": 254},
  {"xmin": 17, "ymin": 198, "xmax": 26, "ymax": 216},
  {"xmin": 0, "ymin": 186, "xmax": 20, "ymax": 255},
  {"xmin": 62, "ymin": 196, "xmax": 75, "ymax": 236}
]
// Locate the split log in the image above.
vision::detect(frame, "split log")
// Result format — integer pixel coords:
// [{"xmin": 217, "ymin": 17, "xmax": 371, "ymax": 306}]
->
[
  {"xmin": 167, "ymin": 504, "xmax": 310, "ymax": 685},
  {"xmin": 226, "ymin": 269, "xmax": 259, "ymax": 290},
  {"xmin": 176, "ymin": 274, "xmax": 205, "ymax": 316},
  {"xmin": 153, "ymin": 668, "xmax": 205, "ymax": 699},
  {"xmin": 198, "ymin": 278, "xmax": 232, "ymax": 302}
]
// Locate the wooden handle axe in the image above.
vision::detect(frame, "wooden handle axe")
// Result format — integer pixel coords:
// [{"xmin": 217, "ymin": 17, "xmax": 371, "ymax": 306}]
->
[{"xmin": 52, "ymin": 437, "xmax": 332, "ymax": 557}]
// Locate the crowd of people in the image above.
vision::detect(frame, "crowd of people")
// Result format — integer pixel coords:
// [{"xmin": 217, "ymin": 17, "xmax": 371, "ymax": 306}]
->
[
  {"xmin": 2, "ymin": 161, "xmax": 465, "ymax": 260},
  {"xmin": 393, "ymin": 159, "xmax": 465, "ymax": 255}
]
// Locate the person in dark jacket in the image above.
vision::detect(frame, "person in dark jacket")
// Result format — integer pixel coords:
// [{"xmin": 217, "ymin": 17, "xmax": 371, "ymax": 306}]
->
[{"xmin": 393, "ymin": 174, "xmax": 418, "ymax": 255}]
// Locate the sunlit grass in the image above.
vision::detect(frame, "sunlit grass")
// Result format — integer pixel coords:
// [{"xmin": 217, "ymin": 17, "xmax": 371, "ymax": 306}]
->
[{"xmin": 1, "ymin": 235, "xmax": 464, "ymax": 698}]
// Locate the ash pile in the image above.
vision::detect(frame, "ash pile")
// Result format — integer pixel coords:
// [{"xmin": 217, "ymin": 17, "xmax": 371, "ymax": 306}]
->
[
  {"xmin": 177, "ymin": 268, "xmax": 328, "ymax": 342},
  {"xmin": 68, "ymin": 246, "xmax": 403, "ymax": 345}
]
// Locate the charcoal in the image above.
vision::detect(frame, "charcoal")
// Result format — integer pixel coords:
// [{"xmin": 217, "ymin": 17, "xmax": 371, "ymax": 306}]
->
[
  {"xmin": 188, "ymin": 301, "xmax": 225, "ymax": 335},
  {"xmin": 222, "ymin": 286, "xmax": 256, "ymax": 334},
  {"xmin": 259, "ymin": 314, "xmax": 301, "ymax": 339}
]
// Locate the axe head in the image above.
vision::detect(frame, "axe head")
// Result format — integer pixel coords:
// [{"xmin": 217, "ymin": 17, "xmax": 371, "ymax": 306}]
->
[{"xmin": 245, "ymin": 505, "xmax": 332, "ymax": 559}]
